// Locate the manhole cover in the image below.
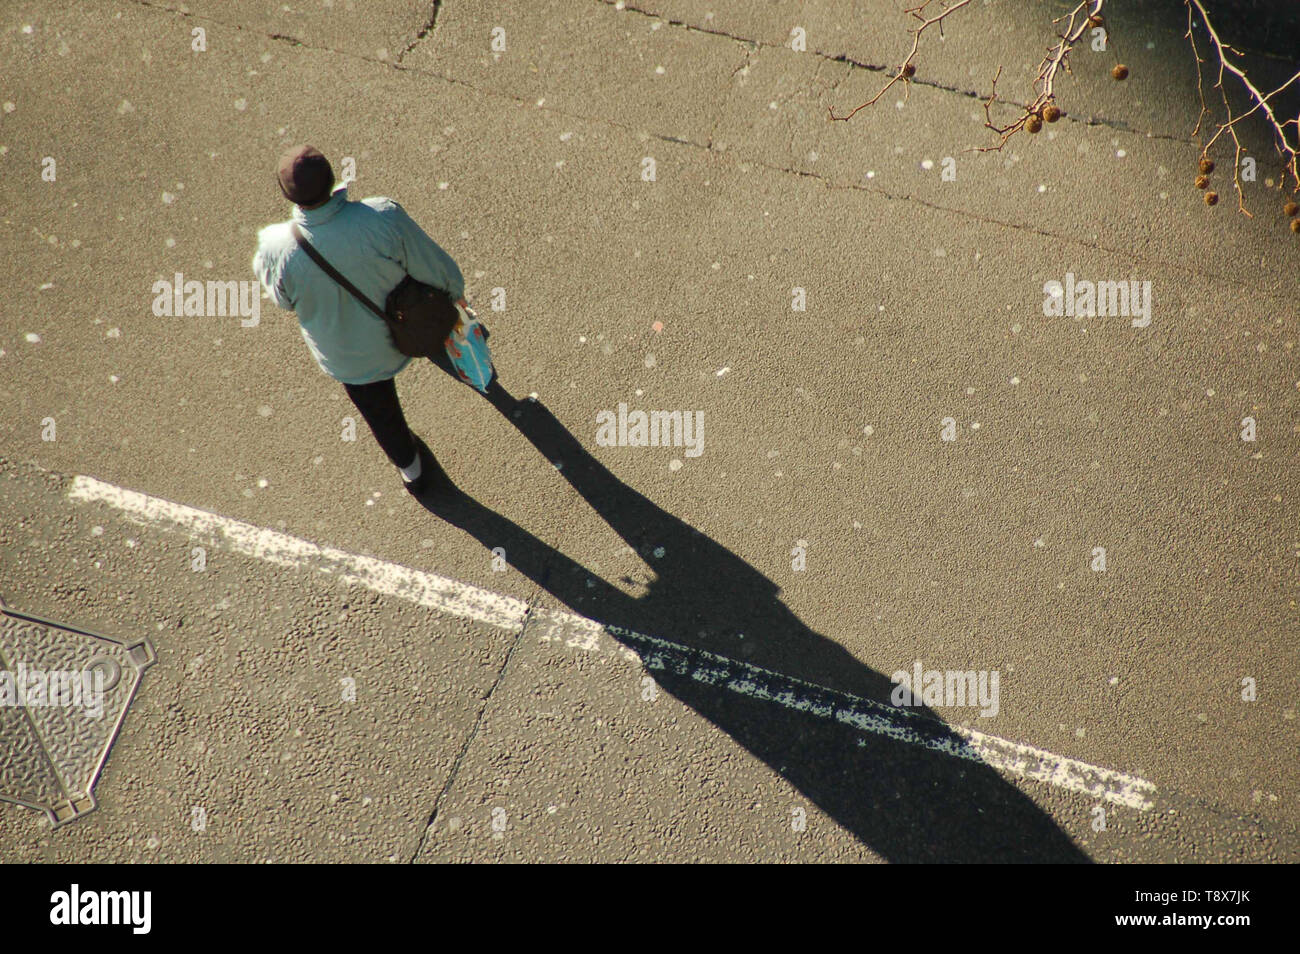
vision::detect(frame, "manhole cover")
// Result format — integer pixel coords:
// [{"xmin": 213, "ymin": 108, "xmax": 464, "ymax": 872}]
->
[{"xmin": 0, "ymin": 597, "xmax": 156, "ymax": 827}]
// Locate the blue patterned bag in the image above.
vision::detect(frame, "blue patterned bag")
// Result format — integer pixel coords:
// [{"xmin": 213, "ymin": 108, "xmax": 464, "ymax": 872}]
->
[{"xmin": 444, "ymin": 303, "xmax": 494, "ymax": 393}]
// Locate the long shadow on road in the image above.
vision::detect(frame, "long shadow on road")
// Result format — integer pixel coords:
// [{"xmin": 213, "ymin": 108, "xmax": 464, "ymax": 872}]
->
[{"xmin": 416, "ymin": 378, "xmax": 1090, "ymax": 863}]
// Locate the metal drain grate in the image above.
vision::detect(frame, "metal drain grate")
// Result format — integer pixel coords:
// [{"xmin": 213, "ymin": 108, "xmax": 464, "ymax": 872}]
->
[{"xmin": 0, "ymin": 597, "xmax": 155, "ymax": 827}]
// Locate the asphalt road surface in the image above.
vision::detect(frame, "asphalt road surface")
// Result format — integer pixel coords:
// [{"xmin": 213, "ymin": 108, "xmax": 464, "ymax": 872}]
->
[{"xmin": 0, "ymin": 0, "xmax": 1296, "ymax": 863}]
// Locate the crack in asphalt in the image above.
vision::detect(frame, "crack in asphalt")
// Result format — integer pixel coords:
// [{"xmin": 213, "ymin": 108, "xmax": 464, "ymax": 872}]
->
[
  {"xmin": 707, "ymin": 45, "xmax": 756, "ymax": 150},
  {"xmin": 5, "ymin": 455, "xmax": 1297, "ymax": 859},
  {"xmin": 115, "ymin": 0, "xmax": 1289, "ymax": 307},
  {"xmin": 407, "ymin": 597, "xmax": 539, "ymax": 863},
  {"xmin": 397, "ymin": 0, "xmax": 442, "ymax": 64},
  {"xmin": 600, "ymin": 0, "xmax": 1191, "ymax": 145}
]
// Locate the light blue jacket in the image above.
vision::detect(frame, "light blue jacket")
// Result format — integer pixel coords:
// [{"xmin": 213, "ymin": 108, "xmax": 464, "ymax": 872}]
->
[{"xmin": 252, "ymin": 187, "xmax": 465, "ymax": 385}]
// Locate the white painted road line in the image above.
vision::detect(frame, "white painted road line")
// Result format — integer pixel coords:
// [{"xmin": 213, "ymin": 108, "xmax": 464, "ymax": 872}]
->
[{"xmin": 68, "ymin": 474, "xmax": 1157, "ymax": 811}]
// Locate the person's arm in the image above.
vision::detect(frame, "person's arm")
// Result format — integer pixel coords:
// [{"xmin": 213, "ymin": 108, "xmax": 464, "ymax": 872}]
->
[
  {"xmin": 387, "ymin": 202, "xmax": 466, "ymax": 301},
  {"xmin": 252, "ymin": 243, "xmax": 294, "ymax": 310}
]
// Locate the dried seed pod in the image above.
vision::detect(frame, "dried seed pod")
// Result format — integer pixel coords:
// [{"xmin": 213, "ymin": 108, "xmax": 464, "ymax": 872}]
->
[
  {"xmin": 1204, "ymin": 191, "xmax": 1219, "ymax": 206},
  {"xmin": 1043, "ymin": 104, "xmax": 1061, "ymax": 123},
  {"xmin": 901, "ymin": 63, "xmax": 916, "ymax": 78},
  {"xmin": 1026, "ymin": 115, "xmax": 1043, "ymax": 133},
  {"xmin": 1195, "ymin": 175, "xmax": 1209, "ymax": 190},
  {"xmin": 1112, "ymin": 64, "xmax": 1129, "ymax": 81},
  {"xmin": 1198, "ymin": 157, "xmax": 1214, "ymax": 174},
  {"xmin": 1285, "ymin": 201, "xmax": 1299, "ymax": 217}
]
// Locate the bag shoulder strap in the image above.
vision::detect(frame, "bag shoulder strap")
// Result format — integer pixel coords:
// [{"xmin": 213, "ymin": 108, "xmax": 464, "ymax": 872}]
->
[{"xmin": 290, "ymin": 222, "xmax": 386, "ymax": 320}]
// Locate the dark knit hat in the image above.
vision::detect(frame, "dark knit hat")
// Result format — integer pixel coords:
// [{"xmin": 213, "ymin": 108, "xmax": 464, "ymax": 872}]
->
[{"xmin": 276, "ymin": 145, "xmax": 334, "ymax": 205}]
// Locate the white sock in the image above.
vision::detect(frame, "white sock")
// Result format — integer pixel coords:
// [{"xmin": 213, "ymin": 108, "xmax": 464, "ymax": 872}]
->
[{"xmin": 399, "ymin": 452, "xmax": 422, "ymax": 482}]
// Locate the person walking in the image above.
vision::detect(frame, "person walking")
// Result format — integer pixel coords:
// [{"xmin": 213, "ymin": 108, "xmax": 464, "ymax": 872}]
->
[{"xmin": 252, "ymin": 145, "xmax": 463, "ymax": 498}]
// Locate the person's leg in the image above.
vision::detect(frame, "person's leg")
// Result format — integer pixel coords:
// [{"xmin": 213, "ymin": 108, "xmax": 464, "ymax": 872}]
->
[
  {"xmin": 342, "ymin": 378, "xmax": 417, "ymax": 469},
  {"xmin": 343, "ymin": 377, "xmax": 453, "ymax": 497}
]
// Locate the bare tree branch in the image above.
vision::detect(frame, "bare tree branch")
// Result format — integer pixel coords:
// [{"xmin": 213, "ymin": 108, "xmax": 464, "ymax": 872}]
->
[
  {"xmin": 973, "ymin": 0, "xmax": 1105, "ymax": 153},
  {"xmin": 1185, "ymin": 0, "xmax": 1300, "ymax": 216},
  {"xmin": 827, "ymin": 0, "xmax": 975, "ymax": 122},
  {"xmin": 827, "ymin": 0, "xmax": 1300, "ymax": 224}
]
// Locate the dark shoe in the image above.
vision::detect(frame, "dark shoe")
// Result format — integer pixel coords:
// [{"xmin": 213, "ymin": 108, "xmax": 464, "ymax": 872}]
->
[{"xmin": 403, "ymin": 434, "xmax": 454, "ymax": 499}]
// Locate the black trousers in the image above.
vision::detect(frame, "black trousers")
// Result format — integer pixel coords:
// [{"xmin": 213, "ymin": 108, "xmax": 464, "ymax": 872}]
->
[
  {"xmin": 341, "ymin": 348, "xmax": 473, "ymax": 468},
  {"xmin": 343, "ymin": 377, "xmax": 417, "ymax": 468},
  {"xmin": 342, "ymin": 343, "xmax": 499, "ymax": 469}
]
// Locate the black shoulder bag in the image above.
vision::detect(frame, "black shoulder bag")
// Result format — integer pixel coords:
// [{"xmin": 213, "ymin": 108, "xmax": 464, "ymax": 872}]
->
[{"xmin": 290, "ymin": 223, "xmax": 460, "ymax": 358}]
